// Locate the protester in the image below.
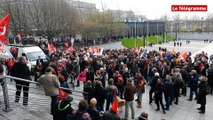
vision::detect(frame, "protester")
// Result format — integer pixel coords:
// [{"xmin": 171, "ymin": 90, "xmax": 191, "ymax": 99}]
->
[
  {"xmin": 197, "ymin": 76, "xmax": 209, "ymax": 113},
  {"xmin": 105, "ymin": 78, "xmax": 118, "ymax": 111},
  {"xmin": 38, "ymin": 67, "xmax": 60, "ymax": 115},
  {"xmin": 138, "ymin": 111, "xmax": 148, "ymax": 120},
  {"xmin": 53, "ymin": 95, "xmax": 74, "ymax": 120},
  {"xmin": 188, "ymin": 70, "xmax": 199, "ymax": 101},
  {"xmin": 154, "ymin": 78, "xmax": 166, "ymax": 114},
  {"xmin": 136, "ymin": 74, "xmax": 146, "ymax": 108},
  {"xmin": 11, "ymin": 56, "xmax": 31, "ymax": 106},
  {"xmin": 124, "ymin": 78, "xmax": 136, "ymax": 119},
  {"xmin": 87, "ymin": 98, "xmax": 101, "ymax": 120},
  {"xmin": 93, "ymin": 81, "xmax": 106, "ymax": 111},
  {"xmin": 72, "ymin": 99, "xmax": 91, "ymax": 120}
]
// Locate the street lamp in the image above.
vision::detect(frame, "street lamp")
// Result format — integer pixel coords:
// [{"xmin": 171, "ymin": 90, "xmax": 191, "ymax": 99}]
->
[
  {"xmin": 157, "ymin": 21, "xmax": 158, "ymax": 43},
  {"xmin": 135, "ymin": 21, "xmax": 137, "ymax": 48}
]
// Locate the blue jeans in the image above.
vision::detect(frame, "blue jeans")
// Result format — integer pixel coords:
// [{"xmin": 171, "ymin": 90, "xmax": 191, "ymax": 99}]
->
[
  {"xmin": 125, "ymin": 101, "xmax": 135, "ymax": 119},
  {"xmin": 189, "ymin": 88, "xmax": 197, "ymax": 100},
  {"xmin": 51, "ymin": 95, "xmax": 58, "ymax": 115}
]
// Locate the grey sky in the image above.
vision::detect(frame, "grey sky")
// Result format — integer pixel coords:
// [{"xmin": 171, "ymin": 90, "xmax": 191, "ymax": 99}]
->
[{"xmin": 84, "ymin": 0, "xmax": 212, "ymax": 19}]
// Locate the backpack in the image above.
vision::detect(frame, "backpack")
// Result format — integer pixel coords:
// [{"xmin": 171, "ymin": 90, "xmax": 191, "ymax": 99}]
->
[{"xmin": 117, "ymin": 75, "xmax": 124, "ymax": 86}]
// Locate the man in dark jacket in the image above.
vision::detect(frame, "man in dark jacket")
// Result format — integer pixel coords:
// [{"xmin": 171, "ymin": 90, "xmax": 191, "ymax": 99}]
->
[
  {"xmin": 11, "ymin": 56, "xmax": 31, "ymax": 106},
  {"xmin": 197, "ymin": 76, "xmax": 209, "ymax": 113},
  {"xmin": 124, "ymin": 78, "xmax": 136, "ymax": 119},
  {"xmin": 188, "ymin": 70, "xmax": 199, "ymax": 101}
]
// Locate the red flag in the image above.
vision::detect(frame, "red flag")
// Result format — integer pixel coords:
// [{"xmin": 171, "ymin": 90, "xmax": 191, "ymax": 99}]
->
[
  {"xmin": 64, "ymin": 41, "xmax": 69, "ymax": 47},
  {"xmin": 179, "ymin": 52, "xmax": 188, "ymax": 60},
  {"xmin": 66, "ymin": 46, "xmax": 73, "ymax": 53},
  {"xmin": 17, "ymin": 33, "xmax": 22, "ymax": 40},
  {"xmin": 111, "ymin": 95, "xmax": 119, "ymax": 113},
  {"xmin": 48, "ymin": 43, "xmax": 56, "ymax": 54},
  {"xmin": 0, "ymin": 14, "xmax": 10, "ymax": 44}
]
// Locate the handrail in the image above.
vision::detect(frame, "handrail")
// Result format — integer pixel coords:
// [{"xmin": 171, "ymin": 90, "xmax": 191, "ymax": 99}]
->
[{"xmin": 0, "ymin": 75, "xmax": 88, "ymax": 94}]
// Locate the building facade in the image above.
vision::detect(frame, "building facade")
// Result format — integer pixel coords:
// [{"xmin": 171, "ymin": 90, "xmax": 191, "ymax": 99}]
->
[{"xmin": 125, "ymin": 21, "xmax": 165, "ymax": 37}]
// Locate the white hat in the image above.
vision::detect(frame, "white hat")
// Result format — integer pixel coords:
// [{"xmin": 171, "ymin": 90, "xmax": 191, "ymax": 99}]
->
[{"xmin": 154, "ymin": 72, "xmax": 160, "ymax": 77}]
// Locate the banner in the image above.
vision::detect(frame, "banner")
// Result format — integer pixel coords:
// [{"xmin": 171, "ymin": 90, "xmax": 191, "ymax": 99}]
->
[
  {"xmin": 0, "ymin": 42, "xmax": 13, "ymax": 59},
  {"xmin": 88, "ymin": 47, "xmax": 103, "ymax": 56},
  {"xmin": 0, "ymin": 14, "xmax": 10, "ymax": 44}
]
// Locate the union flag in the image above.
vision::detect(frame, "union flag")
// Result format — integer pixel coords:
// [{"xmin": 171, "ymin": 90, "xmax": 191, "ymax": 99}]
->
[{"xmin": 0, "ymin": 14, "xmax": 10, "ymax": 44}]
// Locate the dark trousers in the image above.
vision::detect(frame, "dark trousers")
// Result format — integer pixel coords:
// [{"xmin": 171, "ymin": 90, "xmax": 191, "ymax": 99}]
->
[
  {"xmin": 51, "ymin": 96, "xmax": 58, "ymax": 115},
  {"xmin": 155, "ymin": 97, "xmax": 165, "ymax": 111},
  {"xmin": 149, "ymin": 88, "xmax": 155, "ymax": 103},
  {"xmin": 164, "ymin": 94, "xmax": 171, "ymax": 109},
  {"xmin": 106, "ymin": 99, "xmax": 113, "ymax": 111},
  {"xmin": 15, "ymin": 83, "xmax": 29, "ymax": 105},
  {"xmin": 200, "ymin": 104, "xmax": 205, "ymax": 112}
]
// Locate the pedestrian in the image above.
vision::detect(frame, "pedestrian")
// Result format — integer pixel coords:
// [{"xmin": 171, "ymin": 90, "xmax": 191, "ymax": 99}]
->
[
  {"xmin": 138, "ymin": 111, "xmax": 148, "ymax": 120},
  {"xmin": 197, "ymin": 76, "xmax": 209, "ymax": 113},
  {"xmin": 72, "ymin": 99, "xmax": 91, "ymax": 120},
  {"xmin": 136, "ymin": 74, "xmax": 146, "ymax": 108},
  {"xmin": 124, "ymin": 78, "xmax": 136, "ymax": 119},
  {"xmin": 83, "ymin": 80, "xmax": 94, "ymax": 103},
  {"xmin": 105, "ymin": 78, "xmax": 118, "ymax": 111},
  {"xmin": 154, "ymin": 78, "xmax": 166, "ymax": 114},
  {"xmin": 188, "ymin": 70, "xmax": 199, "ymax": 101},
  {"xmin": 163, "ymin": 75, "xmax": 173, "ymax": 110},
  {"xmin": 207, "ymin": 63, "xmax": 213, "ymax": 94},
  {"xmin": 38, "ymin": 67, "xmax": 60, "ymax": 115},
  {"xmin": 93, "ymin": 81, "xmax": 106, "ymax": 111},
  {"xmin": 87, "ymin": 98, "xmax": 101, "ymax": 120},
  {"xmin": 53, "ymin": 95, "xmax": 74, "ymax": 120},
  {"xmin": 11, "ymin": 56, "xmax": 31, "ymax": 106},
  {"xmin": 149, "ymin": 72, "xmax": 159, "ymax": 104}
]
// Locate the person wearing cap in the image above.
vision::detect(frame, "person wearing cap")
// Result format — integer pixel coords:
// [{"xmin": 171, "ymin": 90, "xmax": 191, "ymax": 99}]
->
[
  {"xmin": 87, "ymin": 98, "xmax": 101, "ymax": 120},
  {"xmin": 197, "ymin": 76, "xmax": 209, "ymax": 113},
  {"xmin": 188, "ymin": 70, "xmax": 199, "ymax": 101},
  {"xmin": 124, "ymin": 78, "xmax": 136, "ymax": 119},
  {"xmin": 53, "ymin": 95, "xmax": 74, "ymax": 120}
]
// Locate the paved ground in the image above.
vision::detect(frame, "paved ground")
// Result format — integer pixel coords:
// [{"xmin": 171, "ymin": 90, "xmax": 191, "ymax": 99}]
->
[{"xmin": 0, "ymin": 40, "xmax": 213, "ymax": 120}]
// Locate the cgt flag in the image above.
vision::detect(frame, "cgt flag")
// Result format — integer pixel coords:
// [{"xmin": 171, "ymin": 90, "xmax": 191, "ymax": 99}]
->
[
  {"xmin": 48, "ymin": 43, "xmax": 56, "ymax": 55},
  {"xmin": 0, "ymin": 14, "xmax": 10, "ymax": 44}
]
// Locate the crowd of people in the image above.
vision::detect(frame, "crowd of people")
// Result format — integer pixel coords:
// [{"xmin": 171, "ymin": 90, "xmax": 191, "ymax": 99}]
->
[{"xmin": 1, "ymin": 39, "xmax": 213, "ymax": 120}]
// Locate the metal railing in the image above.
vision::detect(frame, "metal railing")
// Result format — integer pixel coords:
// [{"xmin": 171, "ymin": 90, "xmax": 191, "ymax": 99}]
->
[{"xmin": 0, "ymin": 75, "xmax": 87, "ymax": 113}]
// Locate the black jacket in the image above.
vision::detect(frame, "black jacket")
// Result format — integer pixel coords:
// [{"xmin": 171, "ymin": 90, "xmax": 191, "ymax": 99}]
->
[
  {"xmin": 87, "ymin": 105, "xmax": 101, "ymax": 120},
  {"xmin": 197, "ymin": 81, "xmax": 208, "ymax": 105},
  {"xmin": 102, "ymin": 110, "xmax": 121, "ymax": 120},
  {"xmin": 11, "ymin": 62, "xmax": 31, "ymax": 85},
  {"xmin": 54, "ymin": 100, "xmax": 73, "ymax": 120}
]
